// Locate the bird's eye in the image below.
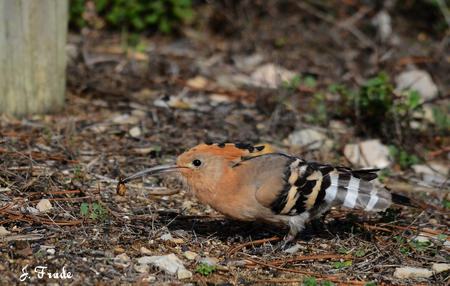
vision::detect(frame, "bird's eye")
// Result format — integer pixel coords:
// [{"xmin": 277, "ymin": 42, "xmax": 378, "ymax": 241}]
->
[{"xmin": 192, "ymin": 159, "xmax": 202, "ymax": 167}]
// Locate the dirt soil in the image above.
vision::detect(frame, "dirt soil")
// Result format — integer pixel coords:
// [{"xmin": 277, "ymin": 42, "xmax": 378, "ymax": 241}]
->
[{"xmin": 1, "ymin": 1, "xmax": 449, "ymax": 285}]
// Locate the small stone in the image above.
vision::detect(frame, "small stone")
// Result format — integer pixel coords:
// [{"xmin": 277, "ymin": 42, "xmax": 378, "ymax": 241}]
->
[
  {"xmin": 129, "ymin": 126, "xmax": 142, "ymax": 138},
  {"xmin": 288, "ymin": 129, "xmax": 331, "ymax": 151},
  {"xmin": 344, "ymin": 139, "xmax": 392, "ymax": 168},
  {"xmin": 36, "ymin": 199, "xmax": 52, "ymax": 213},
  {"xmin": 197, "ymin": 256, "xmax": 218, "ymax": 266},
  {"xmin": 186, "ymin": 76, "xmax": 209, "ymax": 89},
  {"xmin": 134, "ymin": 264, "xmax": 149, "ymax": 273},
  {"xmin": 0, "ymin": 226, "xmax": 10, "ymax": 236},
  {"xmin": 160, "ymin": 233, "xmax": 173, "ymax": 241},
  {"xmin": 183, "ymin": 251, "xmax": 198, "ymax": 260},
  {"xmin": 112, "ymin": 113, "xmax": 139, "ymax": 125},
  {"xmin": 432, "ymin": 263, "xmax": 450, "ymax": 274},
  {"xmin": 138, "ymin": 254, "xmax": 192, "ymax": 279},
  {"xmin": 395, "ymin": 70, "xmax": 438, "ymax": 101},
  {"xmin": 283, "ymin": 244, "xmax": 302, "ymax": 254},
  {"xmin": 250, "ymin": 63, "xmax": 296, "ymax": 88},
  {"xmin": 393, "ymin": 267, "xmax": 433, "ymax": 279},
  {"xmin": 116, "ymin": 253, "xmax": 130, "ymax": 263},
  {"xmin": 411, "ymin": 162, "xmax": 448, "ymax": 186},
  {"xmin": 26, "ymin": 206, "xmax": 40, "ymax": 215},
  {"xmin": 428, "ymin": 218, "xmax": 438, "ymax": 225},
  {"xmin": 142, "ymin": 275, "xmax": 156, "ymax": 282},
  {"xmin": 47, "ymin": 248, "xmax": 55, "ymax": 255},
  {"xmin": 177, "ymin": 268, "xmax": 193, "ymax": 279},
  {"xmin": 140, "ymin": 247, "xmax": 152, "ymax": 255},
  {"xmin": 372, "ymin": 10, "xmax": 392, "ymax": 41}
]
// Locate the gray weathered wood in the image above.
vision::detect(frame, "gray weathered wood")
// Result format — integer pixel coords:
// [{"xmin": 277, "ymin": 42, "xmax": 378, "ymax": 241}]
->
[{"xmin": 0, "ymin": 0, "xmax": 68, "ymax": 117}]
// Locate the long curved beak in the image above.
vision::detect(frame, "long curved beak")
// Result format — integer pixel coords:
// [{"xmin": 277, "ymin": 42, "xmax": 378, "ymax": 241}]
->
[{"xmin": 120, "ymin": 164, "xmax": 183, "ymax": 183}]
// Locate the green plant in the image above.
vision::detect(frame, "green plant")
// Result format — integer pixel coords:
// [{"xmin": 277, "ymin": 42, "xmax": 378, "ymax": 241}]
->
[
  {"xmin": 432, "ymin": 105, "xmax": 450, "ymax": 133},
  {"xmin": 74, "ymin": 165, "xmax": 83, "ymax": 179},
  {"xmin": 410, "ymin": 240, "xmax": 432, "ymax": 252},
  {"xmin": 338, "ymin": 247, "xmax": 347, "ymax": 254},
  {"xmin": 302, "ymin": 276, "xmax": 317, "ymax": 286},
  {"xmin": 353, "ymin": 250, "xmax": 366, "ymax": 257},
  {"xmin": 194, "ymin": 263, "xmax": 216, "ymax": 276},
  {"xmin": 69, "ymin": 0, "xmax": 194, "ymax": 33},
  {"xmin": 443, "ymin": 200, "xmax": 450, "ymax": 209},
  {"xmin": 388, "ymin": 145, "xmax": 419, "ymax": 169},
  {"xmin": 80, "ymin": 203, "xmax": 108, "ymax": 222},
  {"xmin": 305, "ymin": 93, "xmax": 327, "ymax": 123}
]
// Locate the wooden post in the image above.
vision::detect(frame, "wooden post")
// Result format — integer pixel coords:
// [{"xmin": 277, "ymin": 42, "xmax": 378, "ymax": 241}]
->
[{"xmin": 0, "ymin": 0, "xmax": 68, "ymax": 117}]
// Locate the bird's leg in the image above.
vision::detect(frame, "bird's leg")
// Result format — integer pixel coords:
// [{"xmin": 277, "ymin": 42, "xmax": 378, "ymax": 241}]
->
[{"xmin": 274, "ymin": 212, "xmax": 310, "ymax": 251}]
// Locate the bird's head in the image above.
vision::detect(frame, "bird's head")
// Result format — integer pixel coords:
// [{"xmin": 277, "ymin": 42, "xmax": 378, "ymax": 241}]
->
[{"xmin": 119, "ymin": 143, "xmax": 273, "ymax": 190}]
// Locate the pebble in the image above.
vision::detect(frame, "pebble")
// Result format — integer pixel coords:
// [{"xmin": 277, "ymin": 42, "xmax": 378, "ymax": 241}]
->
[
  {"xmin": 432, "ymin": 263, "xmax": 450, "ymax": 274},
  {"xmin": 284, "ymin": 244, "xmax": 302, "ymax": 254},
  {"xmin": 0, "ymin": 226, "xmax": 10, "ymax": 236},
  {"xmin": 393, "ymin": 266, "xmax": 433, "ymax": 279},
  {"xmin": 395, "ymin": 70, "xmax": 438, "ymax": 101},
  {"xmin": 140, "ymin": 246, "xmax": 152, "ymax": 255},
  {"xmin": 36, "ymin": 199, "xmax": 52, "ymax": 213},
  {"xmin": 288, "ymin": 128, "xmax": 333, "ymax": 151},
  {"xmin": 47, "ymin": 248, "xmax": 55, "ymax": 255},
  {"xmin": 138, "ymin": 254, "xmax": 192, "ymax": 279},
  {"xmin": 250, "ymin": 63, "xmax": 296, "ymax": 88},
  {"xmin": 183, "ymin": 251, "xmax": 198, "ymax": 260},
  {"xmin": 344, "ymin": 139, "xmax": 392, "ymax": 168},
  {"xmin": 129, "ymin": 126, "xmax": 142, "ymax": 138},
  {"xmin": 116, "ymin": 253, "xmax": 130, "ymax": 263}
]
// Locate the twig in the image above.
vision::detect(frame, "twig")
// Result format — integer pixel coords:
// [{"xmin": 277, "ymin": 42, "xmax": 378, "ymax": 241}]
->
[{"xmin": 226, "ymin": 237, "xmax": 280, "ymax": 257}]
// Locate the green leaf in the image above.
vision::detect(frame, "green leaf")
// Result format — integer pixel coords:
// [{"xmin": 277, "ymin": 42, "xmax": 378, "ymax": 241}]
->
[
  {"xmin": 304, "ymin": 76, "xmax": 317, "ymax": 88},
  {"xmin": 338, "ymin": 248, "xmax": 347, "ymax": 254},
  {"xmin": 408, "ymin": 91, "xmax": 421, "ymax": 109},
  {"xmin": 343, "ymin": 260, "xmax": 352, "ymax": 267},
  {"xmin": 89, "ymin": 212, "xmax": 98, "ymax": 220},
  {"xmin": 302, "ymin": 276, "xmax": 317, "ymax": 286},
  {"xmin": 322, "ymin": 282, "xmax": 334, "ymax": 286},
  {"xmin": 333, "ymin": 261, "xmax": 342, "ymax": 269},
  {"xmin": 80, "ymin": 203, "xmax": 89, "ymax": 216},
  {"xmin": 353, "ymin": 250, "xmax": 366, "ymax": 257},
  {"xmin": 437, "ymin": 234, "xmax": 447, "ymax": 240},
  {"xmin": 291, "ymin": 75, "xmax": 301, "ymax": 86}
]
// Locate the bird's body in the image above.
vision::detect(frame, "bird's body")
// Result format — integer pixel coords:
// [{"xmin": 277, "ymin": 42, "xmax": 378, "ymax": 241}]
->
[{"xmin": 121, "ymin": 142, "xmax": 410, "ymax": 242}]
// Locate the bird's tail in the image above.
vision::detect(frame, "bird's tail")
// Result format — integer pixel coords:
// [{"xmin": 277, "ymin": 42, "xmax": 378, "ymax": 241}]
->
[{"xmin": 324, "ymin": 172, "xmax": 415, "ymax": 212}]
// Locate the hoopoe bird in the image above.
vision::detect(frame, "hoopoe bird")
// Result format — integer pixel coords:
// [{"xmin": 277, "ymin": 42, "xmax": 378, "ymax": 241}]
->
[{"xmin": 119, "ymin": 142, "xmax": 412, "ymax": 243}]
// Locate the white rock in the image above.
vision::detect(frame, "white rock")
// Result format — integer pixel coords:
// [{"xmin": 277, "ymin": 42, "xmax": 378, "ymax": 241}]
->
[
  {"xmin": 160, "ymin": 233, "xmax": 173, "ymax": 241},
  {"xmin": 183, "ymin": 251, "xmax": 198, "ymax": 260},
  {"xmin": 395, "ymin": 70, "xmax": 438, "ymax": 101},
  {"xmin": 284, "ymin": 244, "xmax": 302, "ymax": 254},
  {"xmin": 394, "ymin": 267, "xmax": 433, "ymax": 279},
  {"xmin": 47, "ymin": 248, "xmax": 55, "ymax": 255},
  {"xmin": 197, "ymin": 256, "xmax": 218, "ymax": 266},
  {"xmin": 344, "ymin": 139, "xmax": 392, "ymax": 168},
  {"xmin": 411, "ymin": 163, "xmax": 448, "ymax": 186},
  {"xmin": 138, "ymin": 254, "xmax": 192, "ymax": 279},
  {"xmin": 140, "ymin": 246, "xmax": 152, "ymax": 255},
  {"xmin": 0, "ymin": 226, "xmax": 10, "ymax": 236},
  {"xmin": 432, "ymin": 263, "xmax": 450, "ymax": 274},
  {"xmin": 112, "ymin": 113, "xmax": 139, "ymax": 125},
  {"xmin": 116, "ymin": 253, "xmax": 130, "ymax": 263},
  {"xmin": 288, "ymin": 129, "xmax": 332, "ymax": 151},
  {"xmin": 177, "ymin": 268, "xmax": 193, "ymax": 280},
  {"xmin": 250, "ymin": 63, "xmax": 296, "ymax": 88},
  {"xmin": 134, "ymin": 264, "xmax": 149, "ymax": 273},
  {"xmin": 372, "ymin": 10, "xmax": 392, "ymax": 41},
  {"xmin": 413, "ymin": 235, "xmax": 430, "ymax": 243},
  {"xmin": 129, "ymin": 126, "xmax": 142, "ymax": 138},
  {"xmin": 36, "ymin": 199, "xmax": 52, "ymax": 213},
  {"xmin": 233, "ymin": 53, "xmax": 264, "ymax": 71}
]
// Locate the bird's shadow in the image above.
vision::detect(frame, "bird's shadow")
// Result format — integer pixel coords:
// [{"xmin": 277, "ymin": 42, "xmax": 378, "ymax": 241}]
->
[{"xmin": 155, "ymin": 210, "xmax": 367, "ymax": 246}]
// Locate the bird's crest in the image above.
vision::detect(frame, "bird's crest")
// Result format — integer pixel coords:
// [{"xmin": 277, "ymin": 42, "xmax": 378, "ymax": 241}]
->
[{"xmin": 185, "ymin": 142, "xmax": 274, "ymax": 163}]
